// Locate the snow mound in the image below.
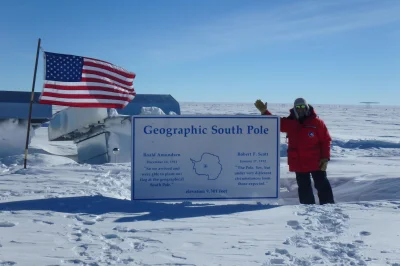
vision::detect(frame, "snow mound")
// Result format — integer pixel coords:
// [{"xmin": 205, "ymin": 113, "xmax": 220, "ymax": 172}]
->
[
  {"xmin": 334, "ymin": 177, "xmax": 400, "ymax": 202},
  {"xmin": 332, "ymin": 139, "xmax": 400, "ymax": 149},
  {"xmin": 140, "ymin": 107, "xmax": 166, "ymax": 115},
  {"xmin": 0, "ymin": 153, "xmax": 76, "ymax": 169},
  {"xmin": 107, "ymin": 108, "xmax": 119, "ymax": 117}
]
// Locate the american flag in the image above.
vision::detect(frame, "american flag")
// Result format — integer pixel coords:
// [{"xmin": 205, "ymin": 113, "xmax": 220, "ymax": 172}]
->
[{"xmin": 39, "ymin": 52, "xmax": 136, "ymax": 108}]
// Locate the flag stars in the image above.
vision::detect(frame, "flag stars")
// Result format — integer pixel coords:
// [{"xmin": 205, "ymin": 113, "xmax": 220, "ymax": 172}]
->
[{"xmin": 44, "ymin": 53, "xmax": 84, "ymax": 82}]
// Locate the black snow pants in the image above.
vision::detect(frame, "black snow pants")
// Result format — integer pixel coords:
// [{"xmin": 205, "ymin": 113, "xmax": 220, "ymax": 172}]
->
[{"xmin": 295, "ymin": 170, "xmax": 335, "ymax": 205}]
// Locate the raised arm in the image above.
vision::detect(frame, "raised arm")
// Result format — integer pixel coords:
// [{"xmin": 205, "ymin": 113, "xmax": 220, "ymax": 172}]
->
[{"xmin": 254, "ymin": 99, "xmax": 293, "ymax": 133}]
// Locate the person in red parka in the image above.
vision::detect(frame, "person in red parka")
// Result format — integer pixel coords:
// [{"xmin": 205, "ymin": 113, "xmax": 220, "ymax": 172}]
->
[{"xmin": 255, "ymin": 97, "xmax": 335, "ymax": 205}]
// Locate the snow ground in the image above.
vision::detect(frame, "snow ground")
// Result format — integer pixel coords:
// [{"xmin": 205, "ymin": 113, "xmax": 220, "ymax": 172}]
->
[{"xmin": 0, "ymin": 102, "xmax": 399, "ymax": 266}]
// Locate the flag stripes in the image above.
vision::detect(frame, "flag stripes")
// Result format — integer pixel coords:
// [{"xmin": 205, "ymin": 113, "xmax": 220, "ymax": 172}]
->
[{"xmin": 39, "ymin": 52, "xmax": 135, "ymax": 108}]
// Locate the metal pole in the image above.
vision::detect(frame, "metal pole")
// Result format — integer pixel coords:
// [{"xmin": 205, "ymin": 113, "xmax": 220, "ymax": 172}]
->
[{"xmin": 24, "ymin": 38, "xmax": 41, "ymax": 169}]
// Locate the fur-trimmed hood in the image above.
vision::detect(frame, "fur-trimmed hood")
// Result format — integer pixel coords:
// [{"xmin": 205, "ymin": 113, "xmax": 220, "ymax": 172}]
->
[{"xmin": 287, "ymin": 104, "xmax": 317, "ymax": 120}]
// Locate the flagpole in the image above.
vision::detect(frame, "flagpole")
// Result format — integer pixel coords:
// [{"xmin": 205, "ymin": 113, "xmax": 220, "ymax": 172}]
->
[{"xmin": 24, "ymin": 38, "xmax": 41, "ymax": 169}]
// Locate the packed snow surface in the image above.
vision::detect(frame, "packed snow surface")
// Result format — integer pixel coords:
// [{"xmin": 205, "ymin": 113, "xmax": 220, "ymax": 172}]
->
[{"xmin": 0, "ymin": 102, "xmax": 399, "ymax": 265}]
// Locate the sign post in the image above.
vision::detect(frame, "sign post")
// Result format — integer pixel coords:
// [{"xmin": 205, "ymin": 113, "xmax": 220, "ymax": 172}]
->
[{"xmin": 131, "ymin": 115, "xmax": 280, "ymax": 201}]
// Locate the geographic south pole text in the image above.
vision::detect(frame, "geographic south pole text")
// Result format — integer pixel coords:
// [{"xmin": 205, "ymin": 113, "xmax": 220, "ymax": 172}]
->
[{"xmin": 143, "ymin": 125, "xmax": 269, "ymax": 138}]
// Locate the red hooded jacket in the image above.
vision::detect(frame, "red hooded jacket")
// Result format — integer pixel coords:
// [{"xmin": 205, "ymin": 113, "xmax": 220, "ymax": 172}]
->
[{"xmin": 264, "ymin": 105, "xmax": 331, "ymax": 172}]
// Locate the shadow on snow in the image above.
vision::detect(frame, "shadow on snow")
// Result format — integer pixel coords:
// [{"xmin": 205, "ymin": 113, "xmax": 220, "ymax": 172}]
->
[{"xmin": 0, "ymin": 195, "xmax": 280, "ymax": 222}]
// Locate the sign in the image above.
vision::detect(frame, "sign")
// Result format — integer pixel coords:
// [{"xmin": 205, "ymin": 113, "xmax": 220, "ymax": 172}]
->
[{"xmin": 131, "ymin": 115, "xmax": 280, "ymax": 200}]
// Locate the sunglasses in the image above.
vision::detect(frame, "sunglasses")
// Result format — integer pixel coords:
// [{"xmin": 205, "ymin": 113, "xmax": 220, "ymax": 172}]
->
[{"xmin": 295, "ymin": 104, "xmax": 307, "ymax": 109}]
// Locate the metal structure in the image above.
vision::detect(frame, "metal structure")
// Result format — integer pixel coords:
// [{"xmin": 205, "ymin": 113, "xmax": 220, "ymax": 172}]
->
[
  {"xmin": 0, "ymin": 90, "xmax": 180, "ymax": 164},
  {"xmin": 47, "ymin": 94, "xmax": 181, "ymax": 164}
]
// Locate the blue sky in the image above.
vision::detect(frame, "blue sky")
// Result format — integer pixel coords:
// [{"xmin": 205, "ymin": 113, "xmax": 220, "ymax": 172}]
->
[{"xmin": 1, "ymin": 0, "xmax": 399, "ymax": 105}]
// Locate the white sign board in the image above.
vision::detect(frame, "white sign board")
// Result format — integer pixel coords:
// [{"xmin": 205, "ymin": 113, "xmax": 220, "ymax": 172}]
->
[{"xmin": 131, "ymin": 115, "xmax": 280, "ymax": 201}]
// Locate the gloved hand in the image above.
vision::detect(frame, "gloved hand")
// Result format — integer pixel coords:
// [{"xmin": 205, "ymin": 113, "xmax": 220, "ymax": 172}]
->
[
  {"xmin": 319, "ymin": 158, "xmax": 329, "ymax": 171},
  {"xmin": 254, "ymin": 99, "xmax": 267, "ymax": 114}
]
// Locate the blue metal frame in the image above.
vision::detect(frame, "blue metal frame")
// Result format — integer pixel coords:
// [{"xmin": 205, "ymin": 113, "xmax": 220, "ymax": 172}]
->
[{"xmin": 0, "ymin": 90, "xmax": 52, "ymax": 120}]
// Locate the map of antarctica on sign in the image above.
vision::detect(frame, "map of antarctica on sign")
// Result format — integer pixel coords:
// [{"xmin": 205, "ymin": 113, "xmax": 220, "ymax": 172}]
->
[{"xmin": 190, "ymin": 153, "xmax": 223, "ymax": 180}]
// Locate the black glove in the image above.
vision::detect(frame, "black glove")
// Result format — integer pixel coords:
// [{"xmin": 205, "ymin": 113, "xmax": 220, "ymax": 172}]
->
[{"xmin": 254, "ymin": 99, "xmax": 267, "ymax": 114}]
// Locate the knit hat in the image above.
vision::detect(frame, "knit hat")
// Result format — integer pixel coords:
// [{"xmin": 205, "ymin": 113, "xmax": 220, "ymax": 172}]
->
[
  {"xmin": 294, "ymin": 97, "xmax": 308, "ymax": 108},
  {"xmin": 293, "ymin": 97, "xmax": 310, "ymax": 119}
]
